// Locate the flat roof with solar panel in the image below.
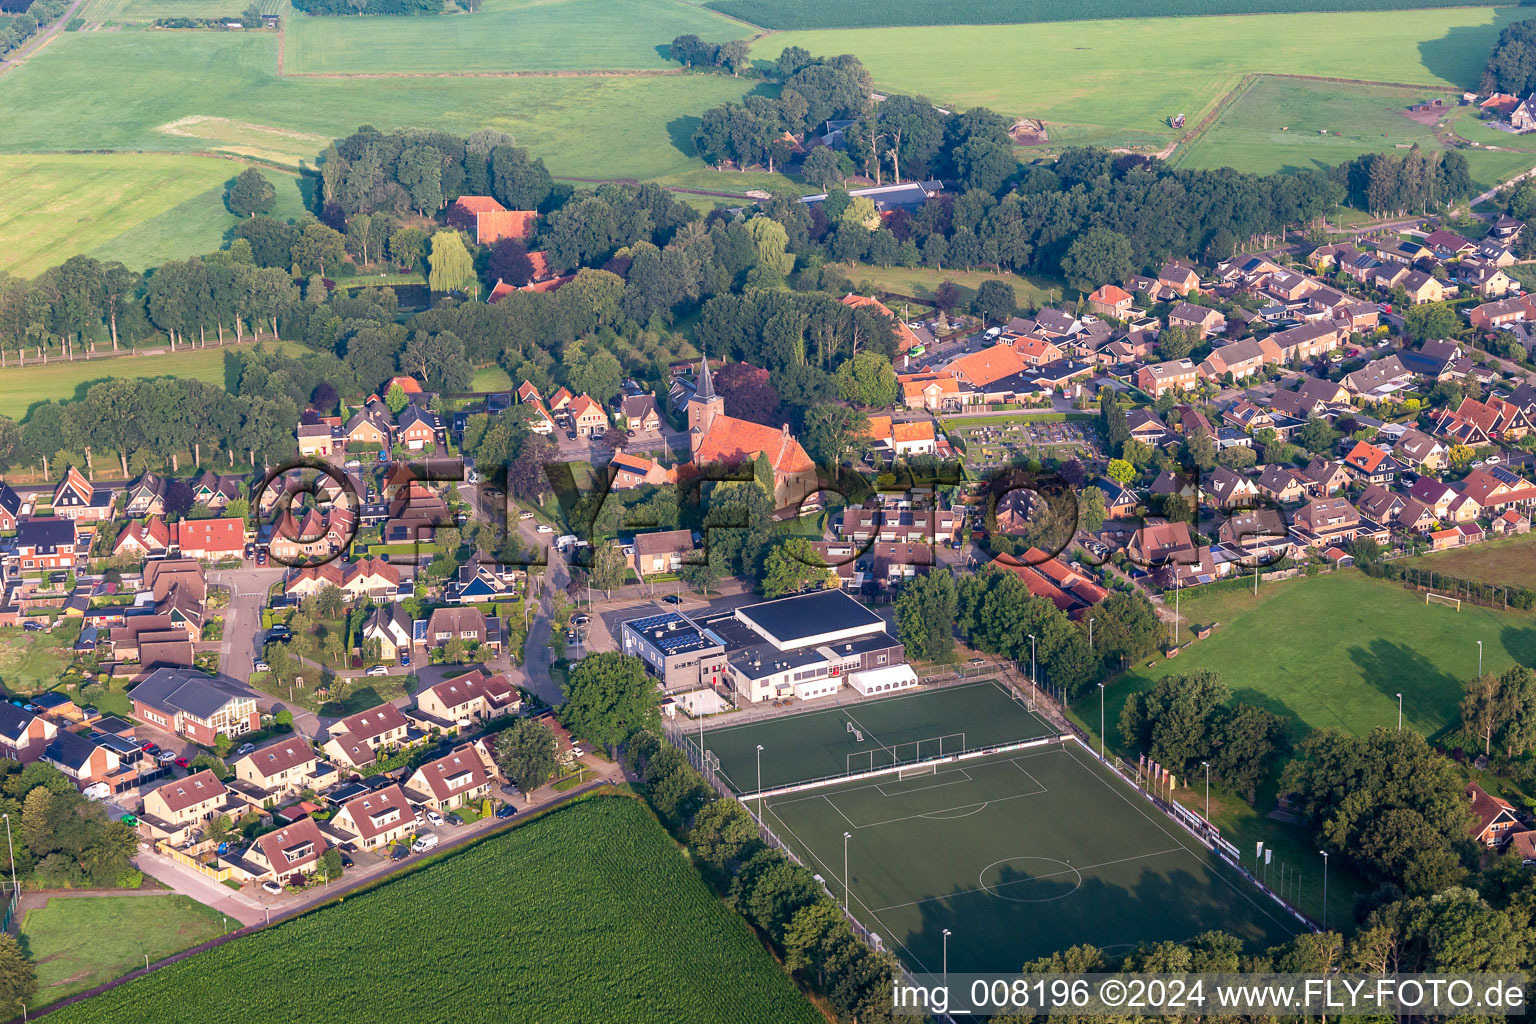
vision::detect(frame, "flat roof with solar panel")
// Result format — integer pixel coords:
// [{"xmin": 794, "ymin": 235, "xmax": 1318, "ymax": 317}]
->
[{"xmin": 625, "ymin": 611, "xmax": 721, "ymax": 657}]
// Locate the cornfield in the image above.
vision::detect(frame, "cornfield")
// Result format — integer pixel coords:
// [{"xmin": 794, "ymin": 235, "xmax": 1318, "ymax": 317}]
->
[{"xmin": 48, "ymin": 798, "xmax": 823, "ymax": 1024}]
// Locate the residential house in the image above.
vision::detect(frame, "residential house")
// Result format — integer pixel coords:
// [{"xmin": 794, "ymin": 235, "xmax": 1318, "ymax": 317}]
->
[
  {"xmin": 14, "ymin": 518, "xmax": 77, "ymax": 570},
  {"xmin": 1459, "ymin": 260, "xmax": 1513, "ymax": 299},
  {"xmin": 0, "ymin": 483, "xmax": 24, "ymax": 531},
  {"xmin": 342, "ymin": 403, "xmax": 393, "ymax": 450},
  {"xmin": 415, "ymin": 670, "xmax": 519, "ymax": 732},
  {"xmin": 1341, "ymin": 355, "xmax": 1412, "ymax": 401},
  {"xmin": 1087, "ymin": 284, "xmax": 1134, "ymax": 318},
  {"xmin": 1400, "ymin": 270, "xmax": 1451, "ymax": 305},
  {"xmin": 1126, "ymin": 408, "xmax": 1176, "ymax": 447},
  {"xmin": 1013, "ymin": 335, "xmax": 1065, "ymax": 366},
  {"xmin": 1466, "ymin": 782, "xmax": 1522, "ymax": 848},
  {"xmin": 246, "ymin": 816, "xmax": 328, "ymax": 884},
  {"xmin": 1158, "ymin": 261, "xmax": 1200, "ymax": 295},
  {"xmin": 1198, "ymin": 339, "xmax": 1271, "ymax": 382},
  {"xmin": 1431, "ymin": 395, "xmax": 1533, "ymax": 444},
  {"xmin": 1291, "ymin": 497, "xmax": 1362, "ymax": 548},
  {"xmin": 1127, "ymin": 520, "xmax": 1216, "ymax": 585},
  {"xmin": 1392, "ymin": 428, "xmax": 1448, "ymax": 472},
  {"xmin": 617, "ymin": 393, "xmax": 661, "ymax": 433},
  {"xmin": 423, "ymin": 606, "xmax": 501, "ymax": 656},
  {"xmin": 323, "ymin": 703, "xmax": 413, "ymax": 769},
  {"xmin": 1223, "ymin": 399, "xmax": 1274, "ymax": 432},
  {"xmin": 1268, "ymin": 322, "xmax": 1344, "ymax": 363},
  {"xmin": 140, "ymin": 771, "xmax": 229, "ymax": 841},
  {"xmin": 129, "ymin": 668, "xmax": 258, "ymax": 745},
  {"xmin": 362, "ymin": 604, "xmax": 415, "ymax": 663},
  {"xmin": 231, "ymin": 737, "xmax": 325, "ymax": 802},
  {"xmin": 1135, "ymin": 359, "xmax": 1198, "ymax": 398},
  {"xmin": 1095, "ymin": 479, "xmax": 1140, "ymax": 519},
  {"xmin": 568, "ymin": 394, "xmax": 608, "ymax": 437},
  {"xmin": 396, "ymin": 405, "xmax": 442, "ymax": 451},
  {"xmin": 901, "ymin": 374, "xmax": 966, "ymax": 412},
  {"xmin": 172, "ymin": 517, "xmax": 245, "ymax": 561},
  {"xmin": 191, "ymin": 471, "xmax": 243, "ymax": 511},
  {"xmin": 1216, "ymin": 508, "xmax": 1293, "ymax": 564},
  {"xmin": 1167, "ymin": 302, "xmax": 1224, "ymax": 339},
  {"xmin": 113, "ymin": 518, "xmax": 172, "ymax": 560},
  {"xmin": 1459, "ymin": 467, "xmax": 1536, "ymax": 515},
  {"xmin": 1206, "ymin": 466, "xmax": 1259, "ymax": 509},
  {"xmin": 342, "ymin": 557, "xmax": 399, "ymax": 601},
  {"xmin": 0, "ymin": 705, "xmax": 56, "ymax": 764},
  {"xmin": 1341, "ymin": 441, "xmax": 1401, "ymax": 486},
  {"xmin": 1355, "ymin": 485, "xmax": 1406, "ymax": 526},
  {"xmin": 52, "ymin": 466, "xmax": 112, "ymax": 522},
  {"xmin": 609, "ymin": 452, "xmax": 677, "ymax": 490},
  {"xmin": 1407, "ymin": 476, "xmax": 1458, "ymax": 518},
  {"xmin": 1302, "ymin": 457, "xmax": 1353, "ymax": 497},
  {"xmin": 42, "ymin": 730, "xmax": 121, "ymax": 791},
  {"xmin": 1254, "ymin": 464, "xmax": 1309, "ymax": 505},
  {"xmin": 628, "ymin": 529, "xmax": 696, "ymax": 579},
  {"xmin": 404, "ymin": 745, "xmax": 494, "ymax": 812},
  {"xmin": 330, "ymin": 784, "xmax": 414, "ymax": 851}
]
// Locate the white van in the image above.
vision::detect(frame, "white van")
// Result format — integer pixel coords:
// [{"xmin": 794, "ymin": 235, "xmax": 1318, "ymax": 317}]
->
[
  {"xmin": 411, "ymin": 833, "xmax": 439, "ymax": 854},
  {"xmin": 82, "ymin": 782, "xmax": 111, "ymax": 801}
]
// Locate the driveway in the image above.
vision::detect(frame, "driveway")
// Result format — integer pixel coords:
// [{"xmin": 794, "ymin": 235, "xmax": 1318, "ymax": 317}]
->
[
  {"xmin": 132, "ymin": 845, "xmax": 266, "ymax": 927},
  {"xmin": 210, "ymin": 566, "xmax": 318, "ymax": 737}
]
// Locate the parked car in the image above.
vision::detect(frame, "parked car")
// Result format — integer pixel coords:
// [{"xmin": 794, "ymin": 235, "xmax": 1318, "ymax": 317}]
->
[
  {"xmin": 253, "ymin": 660, "xmax": 271, "ymax": 674},
  {"xmin": 140, "ymin": 741, "xmax": 159, "ymax": 754},
  {"xmin": 412, "ymin": 833, "xmax": 439, "ymax": 853},
  {"xmin": 411, "ymin": 806, "xmax": 426, "ymax": 827},
  {"xmin": 572, "ymin": 615, "xmax": 590, "ymax": 627},
  {"xmin": 236, "ymin": 742, "xmax": 256, "ymax": 757},
  {"xmin": 390, "ymin": 845, "xmax": 411, "ymax": 862},
  {"xmin": 519, "ymin": 510, "xmax": 535, "ymax": 520},
  {"xmin": 565, "ymin": 630, "xmax": 576, "ymax": 644},
  {"xmin": 495, "ymin": 804, "xmax": 518, "ymax": 819},
  {"xmin": 256, "ymin": 551, "xmax": 267, "ymax": 566},
  {"xmin": 536, "ymin": 524, "xmax": 554, "ymax": 534},
  {"xmin": 426, "ymin": 810, "xmax": 444, "ymax": 826},
  {"xmin": 400, "ymin": 653, "xmax": 411, "ymax": 667},
  {"xmin": 155, "ymin": 750, "xmax": 177, "ymax": 764},
  {"xmin": 261, "ymin": 880, "xmax": 283, "ymax": 896},
  {"xmin": 446, "ymin": 813, "xmax": 464, "ymax": 826},
  {"xmin": 365, "ymin": 665, "xmax": 389, "ymax": 676},
  {"xmin": 339, "ymin": 852, "xmax": 354, "ymax": 868},
  {"xmin": 344, "ymin": 459, "xmax": 361, "ymax": 469},
  {"xmin": 174, "ymin": 757, "xmax": 190, "ymax": 769},
  {"xmin": 663, "ymin": 595, "xmax": 682, "ymax": 604}
]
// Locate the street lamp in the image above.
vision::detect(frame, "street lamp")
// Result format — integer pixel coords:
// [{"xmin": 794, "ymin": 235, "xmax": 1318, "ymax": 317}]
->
[
  {"xmin": 756, "ymin": 744, "xmax": 764, "ymax": 808},
  {"xmin": 1098, "ymin": 683, "xmax": 1106, "ymax": 759},
  {"xmin": 942, "ymin": 928, "xmax": 952, "ymax": 988},
  {"xmin": 1028, "ymin": 634, "xmax": 1037, "ymax": 708},
  {"xmin": 843, "ymin": 831, "xmax": 853, "ymax": 912},
  {"xmin": 1395, "ymin": 692, "xmax": 1402, "ymax": 732},
  {"xmin": 1201, "ymin": 761, "xmax": 1210, "ymax": 822},
  {"xmin": 1477, "ymin": 639, "xmax": 1484, "ymax": 678},
  {"xmin": 1088, "ymin": 618, "xmax": 1095, "ymax": 652},
  {"xmin": 1, "ymin": 814, "xmax": 17, "ymax": 905},
  {"xmin": 1319, "ymin": 850, "xmax": 1330, "ymax": 932}
]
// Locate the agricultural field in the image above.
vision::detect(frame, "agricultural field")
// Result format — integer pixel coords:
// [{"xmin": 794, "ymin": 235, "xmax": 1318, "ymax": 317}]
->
[
  {"xmin": 1084, "ymin": 572, "xmax": 1536, "ymax": 750},
  {"xmin": 0, "ymin": 153, "xmax": 307, "ymax": 278},
  {"xmin": 710, "ymin": 0, "xmax": 1507, "ymax": 30},
  {"xmin": 76, "ymin": 0, "xmax": 283, "ymax": 23},
  {"xmin": 0, "ymin": 340, "xmax": 307, "ymax": 421},
  {"xmin": 1404, "ymin": 531, "xmax": 1536, "ymax": 592},
  {"xmin": 754, "ymin": 7, "xmax": 1523, "ymax": 151},
  {"xmin": 20, "ymin": 895, "xmax": 229, "ymax": 1007},
  {"xmin": 284, "ymin": 0, "xmax": 750, "ymax": 74},
  {"xmin": 1174, "ymin": 75, "xmax": 1536, "ymax": 190},
  {"xmin": 0, "ymin": 32, "xmax": 760, "ymax": 181},
  {"xmin": 43, "ymin": 797, "xmax": 824, "ymax": 1024}
]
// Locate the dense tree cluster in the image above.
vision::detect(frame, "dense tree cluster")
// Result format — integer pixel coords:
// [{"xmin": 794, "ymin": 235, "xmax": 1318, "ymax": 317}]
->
[
  {"xmin": 1281, "ymin": 728, "xmax": 1472, "ymax": 894},
  {"xmin": 1460, "ymin": 665, "xmax": 1536, "ymax": 759},
  {"xmin": 1329, "ymin": 148, "xmax": 1473, "ymax": 216},
  {"xmin": 0, "ymin": 0, "xmax": 66, "ymax": 57},
  {"xmin": 1118, "ymin": 670, "xmax": 1291, "ymax": 801},
  {"xmin": 0, "ymin": 762, "xmax": 139, "ymax": 888},
  {"xmin": 1482, "ymin": 17, "xmax": 1536, "ymax": 96},
  {"xmin": 291, "ymin": 0, "xmax": 442, "ymax": 15},
  {"xmin": 627, "ymin": 732, "xmax": 901, "ymax": 1023}
]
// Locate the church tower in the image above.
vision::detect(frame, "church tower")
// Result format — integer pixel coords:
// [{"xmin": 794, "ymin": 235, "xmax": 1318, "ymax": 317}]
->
[{"xmin": 687, "ymin": 351, "xmax": 725, "ymax": 456}]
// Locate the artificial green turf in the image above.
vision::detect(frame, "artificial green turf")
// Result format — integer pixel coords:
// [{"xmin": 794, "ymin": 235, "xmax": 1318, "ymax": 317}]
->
[
  {"xmin": 1087, "ymin": 571, "xmax": 1536, "ymax": 749},
  {"xmin": 20, "ymin": 895, "xmax": 230, "ymax": 1007},
  {"xmin": 0, "ymin": 32, "xmax": 762, "ymax": 181},
  {"xmin": 284, "ymin": 0, "xmax": 748, "ymax": 74},
  {"xmin": 702, "ymin": 679, "xmax": 1056, "ymax": 792},
  {"xmin": 764, "ymin": 741, "xmax": 1298, "ymax": 973},
  {"xmin": 44, "ymin": 798, "xmax": 823, "ymax": 1024},
  {"xmin": 754, "ymin": 7, "xmax": 1522, "ymax": 142}
]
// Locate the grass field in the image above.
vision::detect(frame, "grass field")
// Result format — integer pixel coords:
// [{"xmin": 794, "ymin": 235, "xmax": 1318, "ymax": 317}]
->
[
  {"xmin": 711, "ymin": 0, "xmax": 1506, "ymax": 30},
  {"xmin": 0, "ymin": 153, "xmax": 311, "ymax": 278},
  {"xmin": 0, "ymin": 32, "xmax": 762, "ymax": 181},
  {"xmin": 43, "ymin": 797, "xmax": 823, "ymax": 1024},
  {"xmin": 1404, "ymin": 530, "xmax": 1536, "ymax": 591},
  {"xmin": 844, "ymin": 263, "xmax": 1063, "ymax": 310},
  {"xmin": 1174, "ymin": 75, "xmax": 1536, "ymax": 190},
  {"xmin": 470, "ymin": 365, "xmax": 514, "ymax": 391},
  {"xmin": 764, "ymin": 741, "xmax": 1298, "ymax": 974},
  {"xmin": 0, "ymin": 627, "xmax": 75, "ymax": 695},
  {"xmin": 0, "ymin": 340, "xmax": 307, "ymax": 421},
  {"xmin": 702, "ymin": 679, "xmax": 1055, "ymax": 793},
  {"xmin": 284, "ymin": 0, "xmax": 749, "ymax": 74},
  {"xmin": 77, "ymin": 0, "xmax": 284, "ymax": 21},
  {"xmin": 20, "ymin": 895, "xmax": 229, "ymax": 1007},
  {"xmin": 1086, "ymin": 572, "xmax": 1536, "ymax": 749},
  {"xmin": 755, "ymin": 8, "xmax": 1523, "ymax": 150}
]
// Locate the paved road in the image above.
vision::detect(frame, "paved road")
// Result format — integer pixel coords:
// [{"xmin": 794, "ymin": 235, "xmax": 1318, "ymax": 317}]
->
[{"xmin": 132, "ymin": 846, "xmax": 267, "ymax": 927}]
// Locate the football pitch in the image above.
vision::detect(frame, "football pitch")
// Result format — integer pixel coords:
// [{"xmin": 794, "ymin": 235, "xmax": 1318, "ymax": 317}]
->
[
  {"xmin": 702, "ymin": 680, "xmax": 1056, "ymax": 793},
  {"xmin": 763, "ymin": 742, "xmax": 1300, "ymax": 972}
]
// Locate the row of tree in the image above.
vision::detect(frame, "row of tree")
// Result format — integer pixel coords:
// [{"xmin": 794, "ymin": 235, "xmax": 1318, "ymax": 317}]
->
[{"xmin": 1330, "ymin": 147, "xmax": 1474, "ymax": 217}]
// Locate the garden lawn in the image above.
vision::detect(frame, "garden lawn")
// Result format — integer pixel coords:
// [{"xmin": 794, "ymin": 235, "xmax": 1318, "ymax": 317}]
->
[
  {"xmin": 1404, "ymin": 530, "xmax": 1536, "ymax": 592},
  {"xmin": 0, "ymin": 341, "xmax": 308, "ymax": 422},
  {"xmin": 711, "ymin": 0, "xmax": 1504, "ymax": 30},
  {"xmin": 43, "ymin": 797, "xmax": 824, "ymax": 1024},
  {"xmin": 284, "ymin": 0, "xmax": 749, "ymax": 74},
  {"xmin": 1174, "ymin": 74, "xmax": 1536, "ymax": 191},
  {"xmin": 755, "ymin": 8, "xmax": 1523, "ymax": 150},
  {"xmin": 1083, "ymin": 572, "xmax": 1536, "ymax": 750},
  {"xmin": 20, "ymin": 894, "xmax": 229, "ymax": 1007},
  {"xmin": 0, "ymin": 32, "xmax": 763, "ymax": 181},
  {"xmin": 0, "ymin": 153, "xmax": 307, "ymax": 278}
]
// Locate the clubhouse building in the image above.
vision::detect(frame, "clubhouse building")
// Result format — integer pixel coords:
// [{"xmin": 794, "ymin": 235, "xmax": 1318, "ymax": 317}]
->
[{"xmin": 621, "ymin": 589, "xmax": 912, "ymax": 704}]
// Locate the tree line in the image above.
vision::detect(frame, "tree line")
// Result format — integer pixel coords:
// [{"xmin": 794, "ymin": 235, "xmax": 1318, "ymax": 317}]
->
[
  {"xmin": 1482, "ymin": 17, "xmax": 1536, "ymax": 97},
  {"xmin": 1329, "ymin": 147, "xmax": 1474, "ymax": 217},
  {"xmin": 291, "ymin": 0, "xmax": 446, "ymax": 15},
  {"xmin": 0, "ymin": 0, "xmax": 66, "ymax": 57}
]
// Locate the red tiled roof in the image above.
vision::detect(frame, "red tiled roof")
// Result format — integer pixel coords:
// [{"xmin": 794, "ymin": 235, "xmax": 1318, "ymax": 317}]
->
[
  {"xmin": 452, "ymin": 195, "xmax": 506, "ymax": 215},
  {"xmin": 695, "ymin": 416, "xmax": 814, "ymax": 476},
  {"xmin": 946, "ymin": 344, "xmax": 1027, "ymax": 387}
]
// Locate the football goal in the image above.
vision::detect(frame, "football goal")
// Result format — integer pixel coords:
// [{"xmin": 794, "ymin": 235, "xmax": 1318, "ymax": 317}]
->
[
  {"xmin": 1426, "ymin": 592, "xmax": 1461, "ymax": 611},
  {"xmin": 897, "ymin": 762, "xmax": 938, "ymax": 780}
]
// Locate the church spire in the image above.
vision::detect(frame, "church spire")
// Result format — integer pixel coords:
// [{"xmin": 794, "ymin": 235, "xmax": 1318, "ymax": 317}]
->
[{"xmin": 697, "ymin": 349, "xmax": 715, "ymax": 402}]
